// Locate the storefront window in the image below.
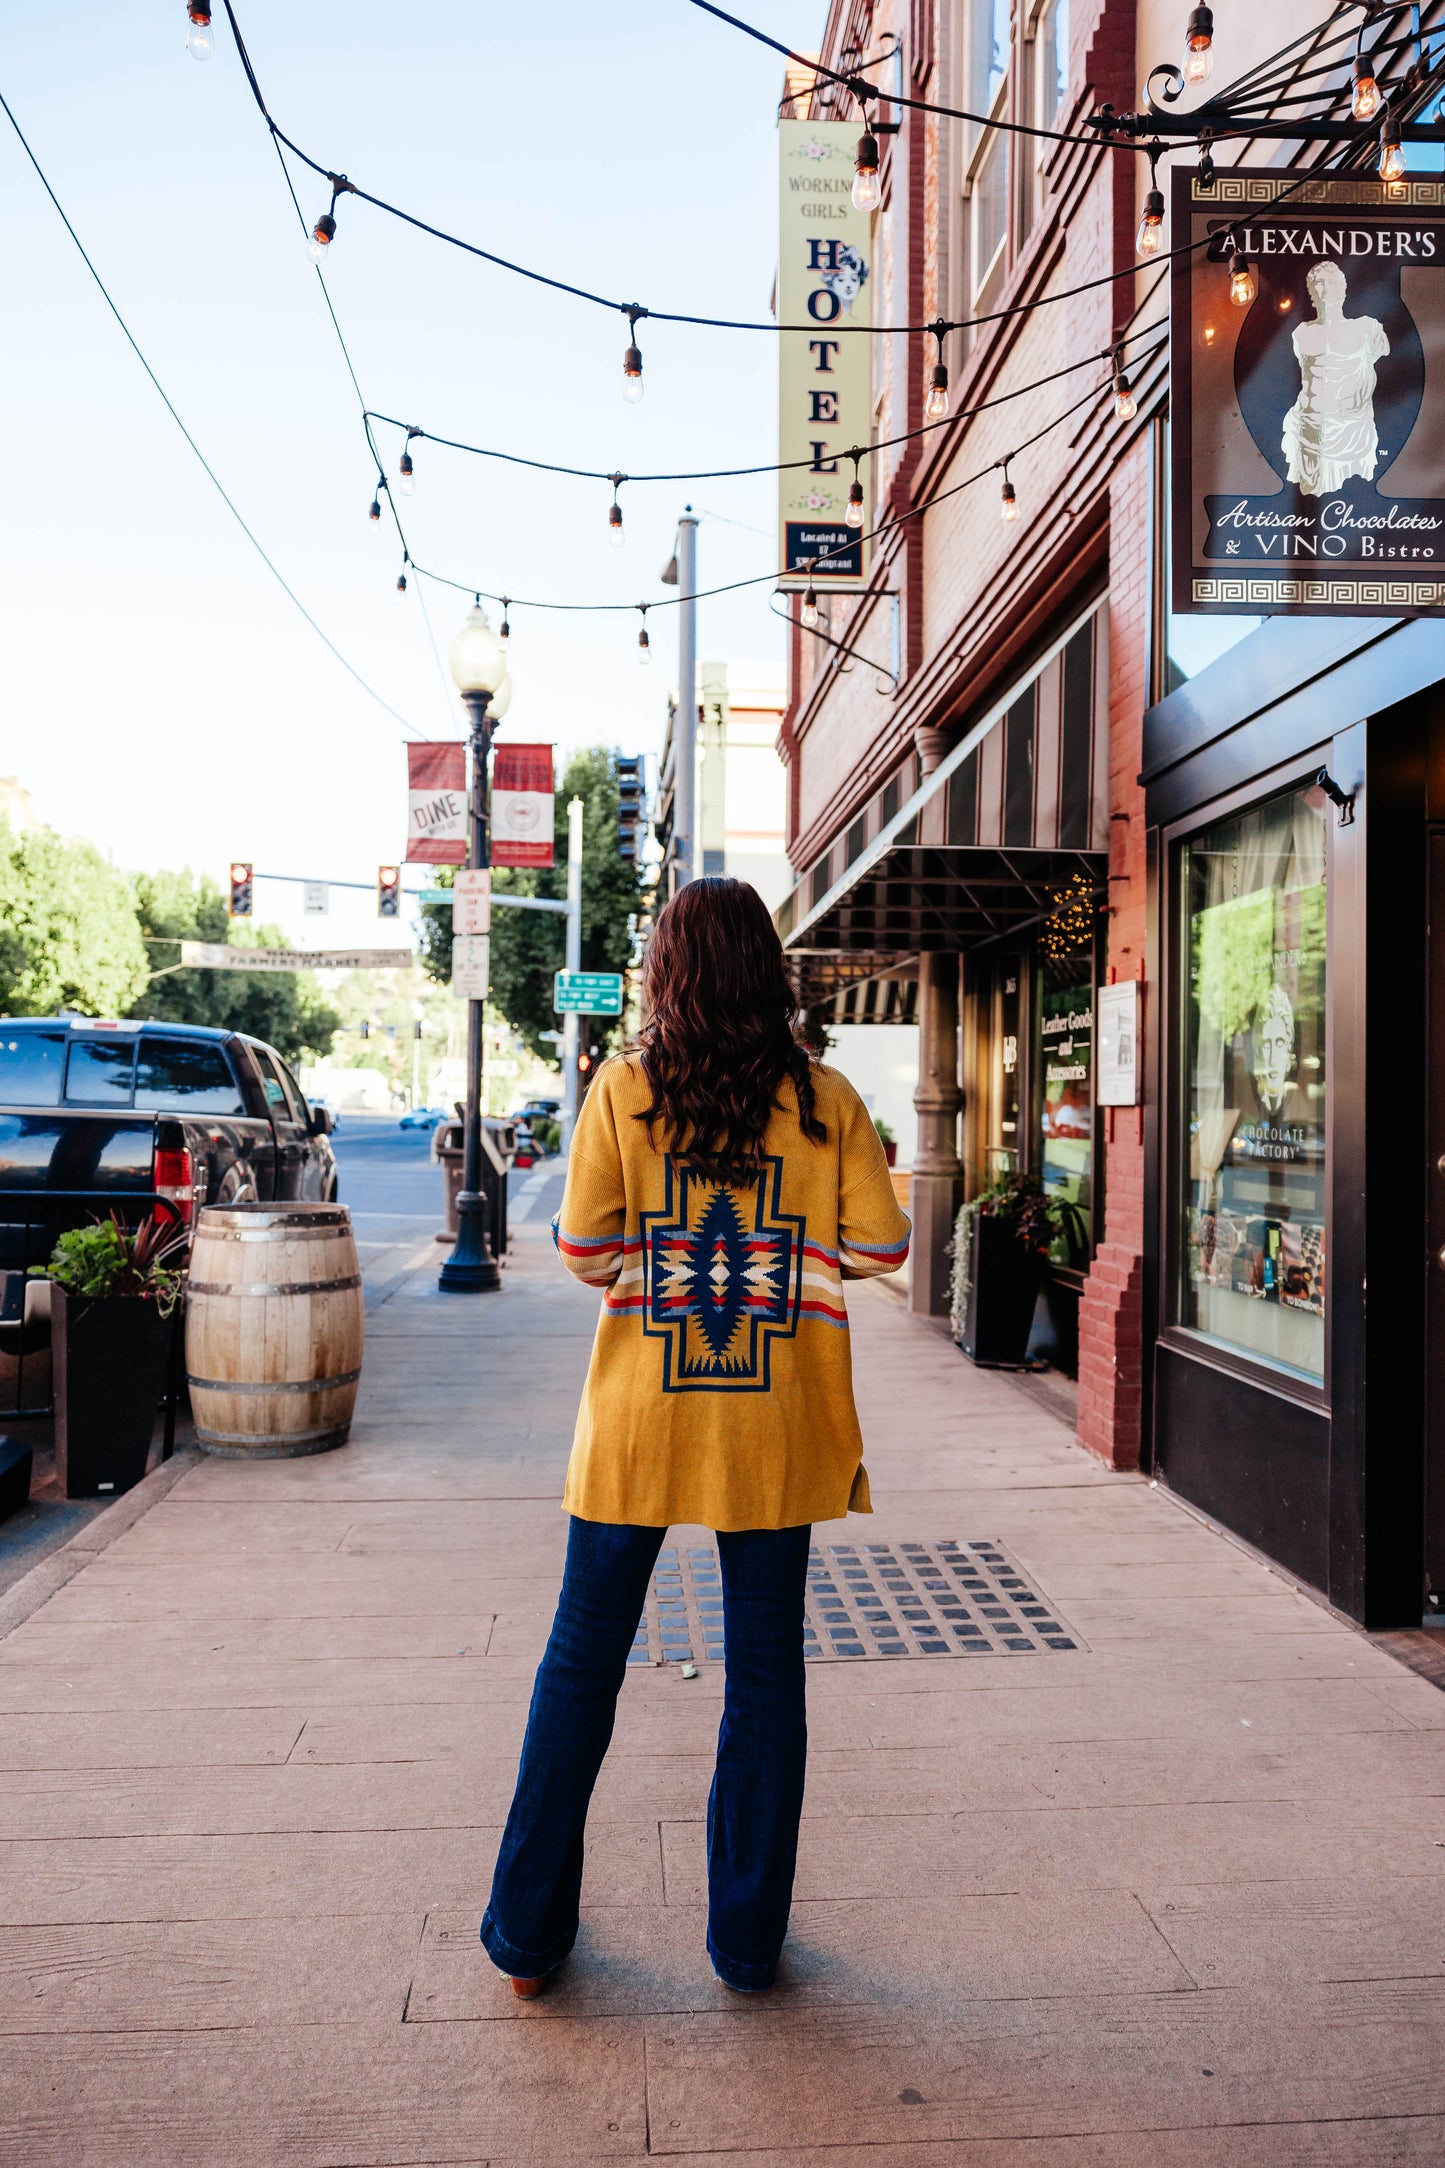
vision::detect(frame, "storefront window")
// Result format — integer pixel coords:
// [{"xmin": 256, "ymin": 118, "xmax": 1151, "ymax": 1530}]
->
[
  {"xmin": 1038, "ymin": 962, "xmax": 1093, "ymax": 1262},
  {"xmin": 1180, "ymin": 782, "xmax": 1327, "ymax": 1380}
]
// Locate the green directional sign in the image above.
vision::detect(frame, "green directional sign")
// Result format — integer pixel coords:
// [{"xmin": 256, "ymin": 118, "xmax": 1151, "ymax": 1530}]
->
[{"xmin": 555, "ymin": 970, "xmax": 625, "ymax": 1016}]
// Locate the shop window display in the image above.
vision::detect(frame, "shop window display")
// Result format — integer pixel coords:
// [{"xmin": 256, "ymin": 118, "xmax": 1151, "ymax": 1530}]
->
[{"xmin": 1180, "ymin": 782, "xmax": 1327, "ymax": 1380}]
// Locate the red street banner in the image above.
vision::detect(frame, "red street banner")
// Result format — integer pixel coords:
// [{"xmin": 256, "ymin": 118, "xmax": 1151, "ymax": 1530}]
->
[
  {"xmin": 405, "ymin": 742, "xmax": 468, "ymax": 864},
  {"xmin": 492, "ymin": 744, "xmax": 555, "ymax": 868}
]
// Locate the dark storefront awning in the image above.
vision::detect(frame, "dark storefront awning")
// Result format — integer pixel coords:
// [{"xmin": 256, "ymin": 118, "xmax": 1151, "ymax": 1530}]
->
[{"xmin": 778, "ymin": 601, "xmax": 1109, "ymax": 1014}]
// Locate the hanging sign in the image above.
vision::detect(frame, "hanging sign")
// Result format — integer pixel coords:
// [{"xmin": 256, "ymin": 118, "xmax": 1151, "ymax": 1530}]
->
[
  {"xmin": 491, "ymin": 744, "xmax": 555, "ymax": 868},
  {"xmin": 405, "ymin": 742, "xmax": 468, "ymax": 863},
  {"xmin": 453, "ymin": 867, "xmax": 492, "ymax": 935},
  {"xmin": 451, "ymin": 934, "xmax": 490, "ymax": 1002},
  {"xmin": 1172, "ymin": 168, "xmax": 1445, "ymax": 619},
  {"xmin": 180, "ymin": 944, "xmax": 413, "ymax": 971},
  {"xmin": 302, "ymin": 882, "xmax": 329, "ymax": 916},
  {"xmin": 777, "ymin": 118, "xmax": 873, "ymax": 590}
]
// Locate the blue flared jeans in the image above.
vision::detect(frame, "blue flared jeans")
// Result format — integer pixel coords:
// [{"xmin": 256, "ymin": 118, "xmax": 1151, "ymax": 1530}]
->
[{"xmin": 481, "ymin": 1515, "xmax": 811, "ymax": 1992}]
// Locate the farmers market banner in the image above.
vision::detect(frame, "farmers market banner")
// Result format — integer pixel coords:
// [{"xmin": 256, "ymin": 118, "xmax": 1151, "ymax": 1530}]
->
[
  {"xmin": 405, "ymin": 742, "xmax": 468, "ymax": 864},
  {"xmin": 1172, "ymin": 168, "xmax": 1445, "ymax": 618},
  {"xmin": 491, "ymin": 744, "xmax": 555, "ymax": 868}
]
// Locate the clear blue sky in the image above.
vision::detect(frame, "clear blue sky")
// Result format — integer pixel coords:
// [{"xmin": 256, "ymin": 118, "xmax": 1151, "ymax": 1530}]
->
[{"xmin": 0, "ymin": 0, "xmax": 822, "ymax": 945}]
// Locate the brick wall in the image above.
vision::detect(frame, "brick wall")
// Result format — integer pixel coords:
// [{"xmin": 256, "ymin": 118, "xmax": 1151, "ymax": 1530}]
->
[{"xmin": 1076, "ymin": 428, "xmax": 1150, "ymax": 1471}]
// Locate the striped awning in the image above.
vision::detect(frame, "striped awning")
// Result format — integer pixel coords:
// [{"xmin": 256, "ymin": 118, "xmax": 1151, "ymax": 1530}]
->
[{"xmin": 779, "ymin": 601, "xmax": 1109, "ymax": 1011}]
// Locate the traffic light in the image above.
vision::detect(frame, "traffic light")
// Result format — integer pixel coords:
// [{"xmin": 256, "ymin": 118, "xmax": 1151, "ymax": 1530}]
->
[
  {"xmin": 377, "ymin": 865, "xmax": 401, "ymax": 918},
  {"xmin": 616, "ymin": 756, "xmax": 643, "ymax": 861},
  {"xmin": 228, "ymin": 862, "xmax": 253, "ymax": 918}
]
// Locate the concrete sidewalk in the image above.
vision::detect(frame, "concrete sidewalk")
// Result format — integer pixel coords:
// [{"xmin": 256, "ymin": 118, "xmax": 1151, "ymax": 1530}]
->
[{"xmin": 0, "ymin": 1193, "xmax": 1443, "ymax": 2163}]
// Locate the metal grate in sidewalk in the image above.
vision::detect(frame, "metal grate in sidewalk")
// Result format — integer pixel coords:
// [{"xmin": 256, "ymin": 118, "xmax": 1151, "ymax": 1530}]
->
[{"xmin": 631, "ymin": 1538, "xmax": 1084, "ymax": 1666}]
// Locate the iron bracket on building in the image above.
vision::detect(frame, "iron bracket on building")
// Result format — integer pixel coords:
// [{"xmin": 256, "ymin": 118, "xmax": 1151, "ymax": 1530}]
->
[{"xmin": 770, "ymin": 593, "xmax": 898, "ymax": 694}]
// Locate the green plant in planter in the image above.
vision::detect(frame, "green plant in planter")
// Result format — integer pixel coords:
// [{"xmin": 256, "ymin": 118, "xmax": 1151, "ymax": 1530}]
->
[
  {"xmin": 872, "ymin": 1117, "xmax": 896, "ymax": 1146},
  {"xmin": 33, "ymin": 1214, "xmax": 188, "ymax": 1318},
  {"xmin": 947, "ymin": 1174, "xmax": 1083, "ymax": 1343}
]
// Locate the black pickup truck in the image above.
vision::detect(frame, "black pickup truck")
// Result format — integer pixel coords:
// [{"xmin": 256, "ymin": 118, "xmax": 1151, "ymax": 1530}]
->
[{"xmin": 0, "ymin": 1017, "xmax": 338, "ymax": 1245}]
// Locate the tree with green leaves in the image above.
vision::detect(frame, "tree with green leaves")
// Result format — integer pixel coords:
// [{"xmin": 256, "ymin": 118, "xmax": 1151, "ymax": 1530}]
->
[
  {"xmin": 130, "ymin": 869, "xmax": 341, "ymax": 1062},
  {"xmin": 419, "ymin": 748, "xmax": 644, "ymax": 1059},
  {"xmin": 0, "ymin": 820, "xmax": 149, "ymax": 1018}
]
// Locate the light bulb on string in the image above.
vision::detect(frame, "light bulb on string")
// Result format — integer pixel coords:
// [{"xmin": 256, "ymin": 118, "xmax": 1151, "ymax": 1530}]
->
[
  {"xmin": 845, "ymin": 457, "xmax": 865, "ymax": 530},
  {"xmin": 1228, "ymin": 245, "xmax": 1256, "ymax": 308},
  {"xmin": 622, "ymin": 308, "xmax": 645, "ymax": 404},
  {"xmin": 1000, "ymin": 465, "xmax": 1019, "ymax": 524},
  {"xmin": 186, "ymin": 2, "xmax": 215, "ymax": 60},
  {"xmin": 1352, "ymin": 54, "xmax": 1381, "ymax": 122},
  {"xmin": 608, "ymin": 475, "xmax": 626, "ymax": 549},
  {"xmin": 925, "ymin": 321, "xmax": 950, "ymax": 421},
  {"xmin": 1197, "ymin": 132, "xmax": 1216, "ymax": 191},
  {"xmin": 499, "ymin": 602, "xmax": 511, "ymax": 652},
  {"xmin": 1379, "ymin": 110, "xmax": 1406, "ymax": 183},
  {"xmin": 1136, "ymin": 150, "xmax": 1165, "ymax": 258},
  {"xmin": 637, "ymin": 606, "xmax": 651, "ymax": 666},
  {"xmin": 309, "ymin": 176, "xmax": 350, "ymax": 262},
  {"xmin": 852, "ymin": 126, "xmax": 881, "ymax": 212},
  {"xmin": 1113, "ymin": 358, "xmax": 1137, "ymax": 423},
  {"xmin": 395, "ymin": 570, "xmax": 408, "ymax": 604},
  {"xmin": 801, "ymin": 581, "xmax": 820, "ymax": 630},
  {"xmin": 1182, "ymin": 5, "xmax": 1214, "ymax": 85},
  {"xmin": 398, "ymin": 432, "xmax": 418, "ymax": 497},
  {"xmin": 368, "ymin": 490, "xmax": 382, "ymax": 523}
]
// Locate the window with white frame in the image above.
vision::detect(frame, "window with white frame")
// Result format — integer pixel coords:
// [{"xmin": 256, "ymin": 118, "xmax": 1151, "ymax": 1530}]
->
[
  {"xmin": 1020, "ymin": 0, "xmax": 1068, "ymax": 243},
  {"xmin": 965, "ymin": 0, "xmax": 1012, "ymax": 308}
]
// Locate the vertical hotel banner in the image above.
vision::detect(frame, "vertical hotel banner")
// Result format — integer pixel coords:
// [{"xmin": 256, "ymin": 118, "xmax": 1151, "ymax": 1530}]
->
[
  {"xmin": 1172, "ymin": 168, "xmax": 1445, "ymax": 617},
  {"xmin": 491, "ymin": 744, "xmax": 554, "ymax": 868},
  {"xmin": 778, "ymin": 119, "xmax": 872, "ymax": 589},
  {"xmin": 405, "ymin": 742, "xmax": 468, "ymax": 864}
]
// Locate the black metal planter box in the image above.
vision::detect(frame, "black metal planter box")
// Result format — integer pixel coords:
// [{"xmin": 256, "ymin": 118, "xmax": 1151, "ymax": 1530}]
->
[
  {"xmin": 53, "ymin": 1290, "xmax": 173, "ymax": 1498},
  {"xmin": 957, "ymin": 1215, "xmax": 1044, "ymax": 1369}
]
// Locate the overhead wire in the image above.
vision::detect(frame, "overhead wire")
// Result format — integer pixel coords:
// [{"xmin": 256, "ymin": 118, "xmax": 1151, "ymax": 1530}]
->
[{"xmin": 0, "ymin": 79, "xmax": 426, "ymax": 740}]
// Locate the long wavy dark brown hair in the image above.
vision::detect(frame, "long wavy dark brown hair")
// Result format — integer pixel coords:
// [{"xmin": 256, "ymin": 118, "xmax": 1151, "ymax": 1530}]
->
[{"xmin": 635, "ymin": 877, "xmax": 825, "ymax": 1185}]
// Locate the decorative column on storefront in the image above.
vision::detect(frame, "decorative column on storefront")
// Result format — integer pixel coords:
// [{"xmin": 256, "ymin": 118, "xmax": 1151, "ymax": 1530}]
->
[{"xmin": 910, "ymin": 725, "xmax": 962, "ymax": 1316}]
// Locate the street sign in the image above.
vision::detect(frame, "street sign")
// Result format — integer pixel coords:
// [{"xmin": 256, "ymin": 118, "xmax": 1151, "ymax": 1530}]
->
[
  {"xmin": 452, "ymin": 934, "xmax": 491, "ymax": 1002},
  {"xmin": 555, "ymin": 970, "xmax": 624, "ymax": 1016},
  {"xmin": 453, "ymin": 867, "xmax": 492, "ymax": 936},
  {"xmin": 302, "ymin": 882, "xmax": 329, "ymax": 916},
  {"xmin": 180, "ymin": 943, "xmax": 413, "ymax": 971}
]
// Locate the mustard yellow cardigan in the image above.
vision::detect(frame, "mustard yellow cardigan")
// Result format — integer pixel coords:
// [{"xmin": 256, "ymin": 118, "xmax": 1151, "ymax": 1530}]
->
[{"xmin": 552, "ymin": 1054, "xmax": 911, "ymax": 1531}]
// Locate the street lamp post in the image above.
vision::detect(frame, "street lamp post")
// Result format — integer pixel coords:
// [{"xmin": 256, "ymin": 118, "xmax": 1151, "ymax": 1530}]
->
[{"xmin": 439, "ymin": 603, "xmax": 511, "ymax": 1295}]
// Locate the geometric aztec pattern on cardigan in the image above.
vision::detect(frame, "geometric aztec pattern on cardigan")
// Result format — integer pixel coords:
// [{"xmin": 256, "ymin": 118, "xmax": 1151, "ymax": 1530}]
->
[{"xmin": 640, "ymin": 1155, "xmax": 807, "ymax": 1391}]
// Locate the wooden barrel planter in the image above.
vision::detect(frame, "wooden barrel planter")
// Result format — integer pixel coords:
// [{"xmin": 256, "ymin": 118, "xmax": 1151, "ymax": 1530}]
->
[{"xmin": 185, "ymin": 1203, "xmax": 364, "ymax": 1457}]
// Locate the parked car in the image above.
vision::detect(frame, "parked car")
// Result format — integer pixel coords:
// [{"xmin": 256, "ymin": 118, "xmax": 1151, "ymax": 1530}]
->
[
  {"xmin": 0, "ymin": 1019, "xmax": 339, "ymax": 1291},
  {"xmin": 511, "ymin": 1098, "xmax": 561, "ymax": 1125},
  {"xmin": 399, "ymin": 1104, "xmax": 452, "ymax": 1131}
]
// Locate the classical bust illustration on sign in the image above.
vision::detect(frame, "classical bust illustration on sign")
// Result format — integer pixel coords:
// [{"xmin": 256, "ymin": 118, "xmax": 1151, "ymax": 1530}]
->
[
  {"xmin": 1252, "ymin": 982, "xmax": 1297, "ymax": 1116},
  {"xmin": 1281, "ymin": 262, "xmax": 1390, "ymax": 497}
]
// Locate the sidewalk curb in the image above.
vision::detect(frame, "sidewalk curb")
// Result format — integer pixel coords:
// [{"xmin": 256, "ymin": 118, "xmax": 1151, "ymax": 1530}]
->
[{"xmin": 0, "ymin": 1446, "xmax": 202, "ymax": 1646}]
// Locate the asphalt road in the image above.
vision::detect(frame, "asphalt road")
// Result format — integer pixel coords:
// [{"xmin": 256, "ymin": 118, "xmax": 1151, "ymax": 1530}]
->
[{"xmin": 331, "ymin": 1112, "xmax": 450, "ymax": 1295}]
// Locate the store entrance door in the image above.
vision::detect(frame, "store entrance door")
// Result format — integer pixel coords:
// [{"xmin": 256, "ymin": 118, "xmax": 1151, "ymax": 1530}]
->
[{"xmin": 1424, "ymin": 831, "xmax": 1445, "ymax": 1619}]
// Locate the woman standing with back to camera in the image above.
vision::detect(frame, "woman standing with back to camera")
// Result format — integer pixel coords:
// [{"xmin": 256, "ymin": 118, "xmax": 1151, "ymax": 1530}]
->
[{"xmin": 481, "ymin": 877, "xmax": 910, "ymax": 1995}]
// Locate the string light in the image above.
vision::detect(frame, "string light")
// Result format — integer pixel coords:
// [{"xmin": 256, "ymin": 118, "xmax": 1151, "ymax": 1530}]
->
[
  {"xmin": 395, "ymin": 569, "xmax": 408, "ymax": 602},
  {"xmin": 925, "ymin": 321, "xmax": 950, "ymax": 421},
  {"xmin": 1000, "ymin": 462, "xmax": 1019, "ymax": 523},
  {"xmin": 1197, "ymin": 131, "xmax": 1216, "ymax": 190},
  {"xmin": 622, "ymin": 307, "xmax": 645, "ymax": 404},
  {"xmin": 801, "ymin": 578, "xmax": 820, "ymax": 630},
  {"xmin": 1228, "ymin": 241, "xmax": 1256, "ymax": 308},
  {"xmin": 499, "ymin": 600, "xmax": 511, "ymax": 650},
  {"xmin": 852, "ymin": 123, "xmax": 881, "ymax": 213},
  {"xmin": 368, "ymin": 489, "xmax": 382, "ymax": 521},
  {"xmin": 608, "ymin": 473, "xmax": 625, "ymax": 548},
  {"xmin": 310, "ymin": 175, "xmax": 351, "ymax": 261},
  {"xmin": 637, "ymin": 603, "xmax": 651, "ymax": 665},
  {"xmin": 186, "ymin": 2, "xmax": 215, "ymax": 61},
  {"xmin": 1182, "ymin": 6, "xmax": 1214, "ymax": 86},
  {"xmin": 1352, "ymin": 51, "xmax": 1381, "ymax": 122},
  {"xmin": 1112, "ymin": 355, "xmax": 1137, "ymax": 422},
  {"xmin": 1379, "ymin": 108, "xmax": 1406, "ymax": 183},
  {"xmin": 840, "ymin": 453, "xmax": 866, "ymax": 528},
  {"xmin": 1039, "ymin": 872, "xmax": 1096, "ymax": 961},
  {"xmin": 1136, "ymin": 150, "xmax": 1165, "ymax": 257}
]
